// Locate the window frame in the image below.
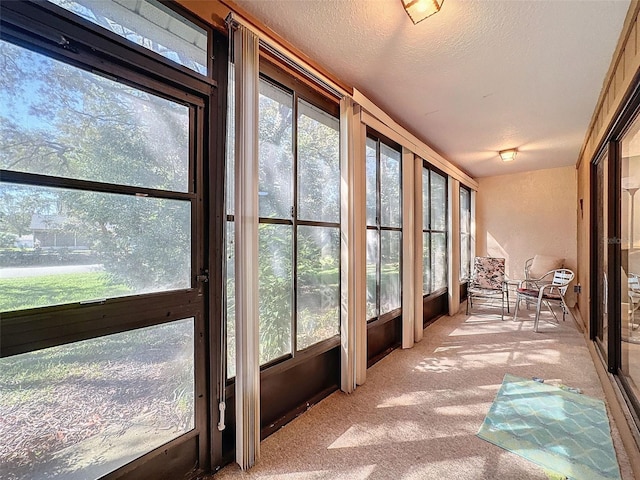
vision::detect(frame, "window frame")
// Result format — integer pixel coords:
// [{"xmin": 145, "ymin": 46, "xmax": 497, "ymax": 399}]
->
[
  {"xmin": 0, "ymin": 3, "xmax": 217, "ymax": 478},
  {"xmin": 0, "ymin": 20, "xmax": 211, "ymax": 356},
  {"xmin": 225, "ymin": 57, "xmax": 341, "ymax": 376},
  {"xmin": 422, "ymin": 161, "xmax": 449, "ymax": 297},
  {"xmin": 460, "ymin": 184, "xmax": 472, "ymax": 283},
  {"xmin": 33, "ymin": 0, "xmax": 215, "ymax": 85},
  {"xmin": 366, "ymin": 130, "xmax": 403, "ymax": 323}
]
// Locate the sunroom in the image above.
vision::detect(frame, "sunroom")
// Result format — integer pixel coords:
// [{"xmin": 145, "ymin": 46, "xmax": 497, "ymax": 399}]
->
[{"xmin": 1, "ymin": 1, "xmax": 640, "ymax": 479}]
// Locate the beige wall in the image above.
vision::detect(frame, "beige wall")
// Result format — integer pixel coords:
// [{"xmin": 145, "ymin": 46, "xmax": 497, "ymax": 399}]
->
[
  {"xmin": 574, "ymin": 3, "xmax": 640, "ymax": 473},
  {"xmin": 576, "ymin": 2, "xmax": 640, "ymax": 330},
  {"xmin": 476, "ymin": 166, "xmax": 578, "ymax": 305}
]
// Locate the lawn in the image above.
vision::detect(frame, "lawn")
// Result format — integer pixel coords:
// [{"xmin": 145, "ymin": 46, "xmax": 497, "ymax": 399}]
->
[
  {"xmin": 0, "ymin": 272, "xmax": 131, "ymax": 312},
  {"xmin": 0, "ymin": 319, "xmax": 194, "ymax": 479}
]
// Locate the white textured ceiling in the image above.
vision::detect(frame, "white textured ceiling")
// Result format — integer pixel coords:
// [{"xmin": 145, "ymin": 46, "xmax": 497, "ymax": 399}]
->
[{"xmin": 235, "ymin": 0, "xmax": 630, "ymax": 178}]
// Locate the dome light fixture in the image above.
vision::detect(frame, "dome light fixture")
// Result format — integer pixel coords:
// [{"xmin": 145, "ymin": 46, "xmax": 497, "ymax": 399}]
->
[
  {"xmin": 401, "ymin": 0, "xmax": 444, "ymax": 25},
  {"xmin": 499, "ymin": 148, "xmax": 518, "ymax": 162}
]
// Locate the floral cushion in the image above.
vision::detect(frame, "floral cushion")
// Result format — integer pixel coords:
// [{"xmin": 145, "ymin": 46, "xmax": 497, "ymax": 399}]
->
[{"xmin": 471, "ymin": 257, "xmax": 505, "ymax": 290}]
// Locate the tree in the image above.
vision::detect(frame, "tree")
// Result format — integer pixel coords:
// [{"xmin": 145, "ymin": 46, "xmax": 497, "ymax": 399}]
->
[{"xmin": 1, "ymin": 40, "xmax": 191, "ymax": 291}]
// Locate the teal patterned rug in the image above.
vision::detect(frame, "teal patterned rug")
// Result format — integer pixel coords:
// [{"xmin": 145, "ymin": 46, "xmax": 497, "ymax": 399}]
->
[{"xmin": 477, "ymin": 374, "xmax": 621, "ymax": 480}]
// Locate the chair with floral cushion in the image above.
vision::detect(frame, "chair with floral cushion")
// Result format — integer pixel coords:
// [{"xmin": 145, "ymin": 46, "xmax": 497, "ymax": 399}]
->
[
  {"xmin": 513, "ymin": 268, "xmax": 574, "ymax": 332},
  {"xmin": 466, "ymin": 257, "xmax": 507, "ymax": 320}
]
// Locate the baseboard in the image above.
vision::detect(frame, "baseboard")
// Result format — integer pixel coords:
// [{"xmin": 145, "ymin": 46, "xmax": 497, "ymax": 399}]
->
[
  {"xmin": 570, "ymin": 306, "xmax": 585, "ymax": 334},
  {"xmin": 586, "ymin": 339, "xmax": 640, "ymax": 479}
]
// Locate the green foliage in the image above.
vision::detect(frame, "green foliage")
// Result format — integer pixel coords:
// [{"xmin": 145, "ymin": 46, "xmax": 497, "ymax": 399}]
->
[
  {"xmin": 0, "ymin": 272, "xmax": 130, "ymax": 312},
  {"xmin": 1, "ymin": 41, "xmax": 191, "ymax": 292},
  {"xmin": 0, "ymin": 319, "xmax": 193, "ymax": 410},
  {"xmin": 0, "ymin": 231, "xmax": 16, "ymax": 248},
  {"xmin": 258, "ymin": 223, "xmax": 293, "ymax": 363}
]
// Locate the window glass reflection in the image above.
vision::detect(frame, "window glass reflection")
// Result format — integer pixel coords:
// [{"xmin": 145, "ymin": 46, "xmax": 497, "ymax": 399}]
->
[
  {"xmin": 0, "ymin": 183, "xmax": 191, "ymax": 312},
  {"xmin": 47, "ymin": 0, "xmax": 207, "ymax": 75},
  {"xmin": 380, "ymin": 230, "xmax": 401, "ymax": 314},
  {"xmin": 297, "ymin": 226, "xmax": 340, "ymax": 350},
  {"xmin": 0, "ymin": 319, "xmax": 195, "ymax": 480},
  {"xmin": 258, "ymin": 81, "xmax": 293, "ymax": 219},
  {"xmin": 297, "ymin": 100, "xmax": 340, "ymax": 223},
  {"xmin": 620, "ymin": 116, "xmax": 640, "ymax": 403},
  {"xmin": 258, "ymin": 223, "xmax": 292, "ymax": 363},
  {"xmin": 0, "ymin": 40, "xmax": 190, "ymax": 192}
]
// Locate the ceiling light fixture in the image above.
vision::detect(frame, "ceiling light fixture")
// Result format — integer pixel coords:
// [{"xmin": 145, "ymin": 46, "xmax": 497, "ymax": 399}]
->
[
  {"xmin": 499, "ymin": 148, "xmax": 518, "ymax": 162},
  {"xmin": 401, "ymin": 0, "xmax": 444, "ymax": 25}
]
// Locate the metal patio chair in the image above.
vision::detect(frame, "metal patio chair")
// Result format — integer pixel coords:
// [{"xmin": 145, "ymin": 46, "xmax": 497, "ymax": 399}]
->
[
  {"xmin": 513, "ymin": 268, "xmax": 575, "ymax": 332},
  {"xmin": 466, "ymin": 257, "xmax": 507, "ymax": 320}
]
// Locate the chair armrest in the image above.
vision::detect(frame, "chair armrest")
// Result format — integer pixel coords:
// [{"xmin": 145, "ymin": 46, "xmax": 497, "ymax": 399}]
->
[
  {"xmin": 526, "ymin": 270, "xmax": 555, "ymax": 283},
  {"xmin": 518, "ymin": 278, "xmax": 549, "ymax": 290},
  {"xmin": 537, "ymin": 282, "xmax": 566, "ymax": 301}
]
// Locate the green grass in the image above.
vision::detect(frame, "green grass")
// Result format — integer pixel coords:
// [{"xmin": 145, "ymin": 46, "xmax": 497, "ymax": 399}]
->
[{"xmin": 0, "ymin": 272, "xmax": 131, "ymax": 312}]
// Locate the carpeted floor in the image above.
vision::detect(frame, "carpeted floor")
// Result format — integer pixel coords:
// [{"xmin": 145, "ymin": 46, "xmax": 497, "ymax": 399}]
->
[{"xmin": 212, "ymin": 304, "xmax": 635, "ymax": 480}]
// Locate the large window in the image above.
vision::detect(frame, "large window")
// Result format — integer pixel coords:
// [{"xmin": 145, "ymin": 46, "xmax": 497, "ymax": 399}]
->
[
  {"xmin": 460, "ymin": 186, "xmax": 472, "ymax": 282},
  {"xmin": 422, "ymin": 165, "xmax": 448, "ymax": 295},
  {"xmin": 366, "ymin": 135, "xmax": 402, "ymax": 320},
  {"xmin": 1, "ymin": 319, "xmax": 195, "ymax": 480},
  {"xmin": 46, "ymin": 0, "xmax": 208, "ymax": 75},
  {"xmin": 0, "ymin": 2, "xmax": 211, "ymax": 478},
  {"xmin": 0, "ymin": 41, "xmax": 193, "ymax": 309},
  {"xmin": 226, "ymin": 70, "xmax": 340, "ymax": 376}
]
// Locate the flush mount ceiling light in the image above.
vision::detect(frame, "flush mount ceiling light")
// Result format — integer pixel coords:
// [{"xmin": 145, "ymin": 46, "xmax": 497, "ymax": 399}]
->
[
  {"xmin": 401, "ymin": 0, "xmax": 444, "ymax": 25},
  {"xmin": 499, "ymin": 148, "xmax": 518, "ymax": 162}
]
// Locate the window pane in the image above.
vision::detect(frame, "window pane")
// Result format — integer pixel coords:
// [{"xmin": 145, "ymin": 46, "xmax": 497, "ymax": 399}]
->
[
  {"xmin": 259, "ymin": 81, "xmax": 293, "ymax": 219},
  {"xmin": 366, "ymin": 229, "xmax": 378, "ymax": 320},
  {"xmin": 297, "ymin": 100, "xmax": 340, "ymax": 223},
  {"xmin": 47, "ymin": 0, "xmax": 207, "ymax": 75},
  {"xmin": 0, "ymin": 318, "xmax": 194, "ymax": 480},
  {"xmin": 422, "ymin": 168, "xmax": 430, "ymax": 229},
  {"xmin": 259, "ymin": 223, "xmax": 292, "ymax": 363},
  {"xmin": 0, "ymin": 183, "xmax": 190, "ymax": 313},
  {"xmin": 226, "ymin": 221, "xmax": 236, "ymax": 379},
  {"xmin": 460, "ymin": 189, "xmax": 470, "ymax": 234},
  {"xmin": 423, "ymin": 232, "xmax": 431, "ymax": 295},
  {"xmin": 0, "ymin": 41, "xmax": 190, "ymax": 193},
  {"xmin": 366, "ymin": 138, "xmax": 377, "ymax": 226},
  {"xmin": 380, "ymin": 144, "xmax": 401, "ymax": 227},
  {"xmin": 460, "ymin": 188, "xmax": 471, "ymax": 279},
  {"xmin": 226, "ymin": 66, "xmax": 235, "ymax": 216},
  {"xmin": 380, "ymin": 230, "xmax": 401, "ymax": 314},
  {"xmin": 431, "ymin": 232, "xmax": 447, "ymax": 290},
  {"xmin": 430, "ymin": 171, "xmax": 446, "ymax": 231},
  {"xmin": 297, "ymin": 226, "xmax": 340, "ymax": 350},
  {"xmin": 461, "ymin": 234, "xmax": 470, "ymax": 281}
]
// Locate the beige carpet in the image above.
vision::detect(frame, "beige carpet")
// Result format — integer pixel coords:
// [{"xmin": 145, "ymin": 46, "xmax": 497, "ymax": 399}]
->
[{"xmin": 212, "ymin": 304, "xmax": 634, "ymax": 480}]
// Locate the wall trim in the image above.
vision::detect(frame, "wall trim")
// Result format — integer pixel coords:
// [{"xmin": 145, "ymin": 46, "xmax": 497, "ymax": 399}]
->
[{"xmin": 587, "ymin": 338, "xmax": 640, "ymax": 478}]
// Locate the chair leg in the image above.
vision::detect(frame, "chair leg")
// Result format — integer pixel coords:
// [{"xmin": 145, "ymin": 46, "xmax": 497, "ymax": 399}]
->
[
  {"xmin": 501, "ymin": 292, "xmax": 505, "ymax": 321},
  {"xmin": 546, "ymin": 300, "xmax": 558, "ymax": 322},
  {"xmin": 466, "ymin": 294, "xmax": 470, "ymax": 315},
  {"xmin": 513, "ymin": 294, "xmax": 520, "ymax": 321},
  {"xmin": 506, "ymin": 288, "xmax": 510, "ymax": 314},
  {"xmin": 534, "ymin": 296, "xmax": 543, "ymax": 332}
]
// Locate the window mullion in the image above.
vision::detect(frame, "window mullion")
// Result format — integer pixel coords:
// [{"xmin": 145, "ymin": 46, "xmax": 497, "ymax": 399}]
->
[
  {"xmin": 292, "ymin": 92, "xmax": 299, "ymax": 355},
  {"xmin": 376, "ymin": 139, "xmax": 382, "ymax": 319}
]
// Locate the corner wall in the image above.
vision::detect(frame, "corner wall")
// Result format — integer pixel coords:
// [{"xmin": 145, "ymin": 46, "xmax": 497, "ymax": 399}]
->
[
  {"xmin": 574, "ymin": 1, "xmax": 640, "ymax": 474},
  {"xmin": 576, "ymin": 1, "xmax": 640, "ymax": 330},
  {"xmin": 476, "ymin": 166, "xmax": 578, "ymax": 305}
]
